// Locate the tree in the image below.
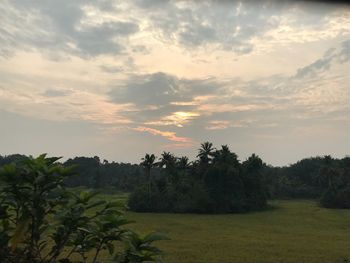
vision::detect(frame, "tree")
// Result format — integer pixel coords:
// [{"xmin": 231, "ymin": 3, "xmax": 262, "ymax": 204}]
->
[
  {"xmin": 140, "ymin": 154, "xmax": 157, "ymax": 198},
  {"xmin": 158, "ymin": 152, "xmax": 176, "ymax": 171},
  {"xmin": 242, "ymin": 154, "xmax": 267, "ymax": 209},
  {"xmin": 177, "ymin": 156, "xmax": 191, "ymax": 170},
  {"xmin": 197, "ymin": 142, "xmax": 215, "ymax": 165},
  {"xmin": 212, "ymin": 145, "xmax": 239, "ymax": 167},
  {"xmin": 0, "ymin": 154, "xmax": 166, "ymax": 263},
  {"xmin": 319, "ymin": 155, "xmax": 339, "ymax": 190},
  {"xmin": 130, "ymin": 143, "xmax": 268, "ymax": 213}
]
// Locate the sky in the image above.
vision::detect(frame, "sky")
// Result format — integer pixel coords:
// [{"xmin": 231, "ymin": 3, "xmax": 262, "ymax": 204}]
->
[{"xmin": 0, "ymin": 0, "xmax": 349, "ymax": 166}]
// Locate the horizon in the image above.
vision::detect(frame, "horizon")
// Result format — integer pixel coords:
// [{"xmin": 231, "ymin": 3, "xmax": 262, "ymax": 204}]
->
[{"xmin": 1, "ymin": 0, "xmax": 350, "ymax": 166}]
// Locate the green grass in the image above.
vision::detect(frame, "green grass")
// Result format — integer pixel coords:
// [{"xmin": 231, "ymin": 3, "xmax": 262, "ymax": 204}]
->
[{"xmin": 84, "ymin": 192, "xmax": 350, "ymax": 263}]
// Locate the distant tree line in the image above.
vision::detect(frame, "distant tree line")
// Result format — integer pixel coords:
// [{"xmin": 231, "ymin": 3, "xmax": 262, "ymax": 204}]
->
[
  {"xmin": 0, "ymin": 154, "xmax": 148, "ymax": 192},
  {"xmin": 1, "ymin": 145, "xmax": 350, "ymax": 211},
  {"xmin": 263, "ymin": 155, "xmax": 350, "ymax": 208}
]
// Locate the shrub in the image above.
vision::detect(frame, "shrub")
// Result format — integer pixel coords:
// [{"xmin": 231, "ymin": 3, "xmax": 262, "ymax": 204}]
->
[
  {"xmin": 0, "ymin": 154, "xmax": 167, "ymax": 263},
  {"xmin": 320, "ymin": 187, "xmax": 350, "ymax": 209}
]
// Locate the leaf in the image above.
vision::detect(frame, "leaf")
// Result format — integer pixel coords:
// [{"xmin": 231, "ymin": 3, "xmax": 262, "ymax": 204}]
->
[
  {"xmin": 107, "ymin": 242, "xmax": 115, "ymax": 255},
  {"xmin": 77, "ymin": 227, "xmax": 91, "ymax": 234},
  {"xmin": 86, "ymin": 200, "xmax": 106, "ymax": 210},
  {"xmin": 9, "ymin": 218, "xmax": 30, "ymax": 250}
]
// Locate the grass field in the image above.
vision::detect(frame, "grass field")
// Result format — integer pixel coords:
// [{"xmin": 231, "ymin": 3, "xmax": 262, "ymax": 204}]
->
[{"xmin": 91, "ymin": 193, "xmax": 350, "ymax": 263}]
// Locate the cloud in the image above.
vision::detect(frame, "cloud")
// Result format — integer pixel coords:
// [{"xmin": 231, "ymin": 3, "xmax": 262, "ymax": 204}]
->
[
  {"xmin": 294, "ymin": 39, "xmax": 350, "ymax": 79},
  {"xmin": 42, "ymin": 89, "xmax": 72, "ymax": 97},
  {"xmin": 206, "ymin": 120, "xmax": 230, "ymax": 130},
  {"xmin": 100, "ymin": 65, "xmax": 123, "ymax": 73},
  {"xmin": 0, "ymin": 85, "xmax": 135, "ymax": 126},
  {"xmin": 133, "ymin": 0, "xmax": 347, "ymax": 55},
  {"xmin": 108, "ymin": 72, "xmax": 222, "ymax": 117},
  {"xmin": 0, "ymin": 0, "xmax": 139, "ymax": 58},
  {"xmin": 295, "ymin": 48, "xmax": 335, "ymax": 78},
  {"xmin": 109, "ymin": 72, "xmax": 223, "ymax": 106},
  {"xmin": 0, "ymin": 0, "xmax": 349, "ymax": 163},
  {"xmin": 145, "ymin": 111, "xmax": 200, "ymax": 127},
  {"xmin": 109, "ymin": 72, "xmax": 182, "ymax": 106},
  {"xmin": 1, "ymin": 0, "xmax": 348, "ymax": 61},
  {"xmin": 133, "ymin": 126, "xmax": 192, "ymax": 143},
  {"xmin": 339, "ymin": 39, "xmax": 350, "ymax": 63}
]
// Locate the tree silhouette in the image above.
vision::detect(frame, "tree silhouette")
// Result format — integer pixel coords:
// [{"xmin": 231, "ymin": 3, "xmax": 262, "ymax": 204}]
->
[
  {"xmin": 197, "ymin": 141, "xmax": 215, "ymax": 165},
  {"xmin": 140, "ymin": 153, "xmax": 156, "ymax": 198},
  {"xmin": 177, "ymin": 156, "xmax": 191, "ymax": 170}
]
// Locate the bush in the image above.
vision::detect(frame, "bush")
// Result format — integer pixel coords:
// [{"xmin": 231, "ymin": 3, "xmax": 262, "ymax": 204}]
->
[
  {"xmin": 0, "ymin": 154, "xmax": 167, "ymax": 263},
  {"xmin": 320, "ymin": 187, "xmax": 350, "ymax": 209}
]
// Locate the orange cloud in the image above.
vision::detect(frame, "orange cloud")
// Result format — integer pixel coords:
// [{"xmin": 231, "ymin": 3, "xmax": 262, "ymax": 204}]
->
[
  {"xmin": 145, "ymin": 111, "xmax": 200, "ymax": 127},
  {"xmin": 206, "ymin": 120, "xmax": 231, "ymax": 130},
  {"xmin": 198, "ymin": 103, "xmax": 270, "ymax": 113},
  {"xmin": 134, "ymin": 126, "xmax": 192, "ymax": 143}
]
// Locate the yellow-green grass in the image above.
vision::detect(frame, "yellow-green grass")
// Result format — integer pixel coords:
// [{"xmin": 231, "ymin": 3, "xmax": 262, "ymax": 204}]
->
[{"xmin": 80, "ymin": 192, "xmax": 350, "ymax": 263}]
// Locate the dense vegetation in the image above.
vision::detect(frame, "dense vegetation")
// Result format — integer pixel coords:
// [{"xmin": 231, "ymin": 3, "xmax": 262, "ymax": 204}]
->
[
  {"xmin": 129, "ymin": 143, "xmax": 267, "ymax": 213},
  {"xmin": 0, "ymin": 155, "xmax": 166, "ymax": 263},
  {"xmin": 263, "ymin": 155, "xmax": 350, "ymax": 208},
  {"xmin": 1, "ymin": 144, "xmax": 350, "ymax": 210}
]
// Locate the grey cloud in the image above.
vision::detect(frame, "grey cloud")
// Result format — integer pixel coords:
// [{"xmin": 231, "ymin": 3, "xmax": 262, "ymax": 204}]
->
[
  {"xmin": 179, "ymin": 24, "xmax": 217, "ymax": 46},
  {"xmin": 119, "ymin": 104, "xmax": 197, "ymax": 124},
  {"xmin": 134, "ymin": 0, "xmax": 171, "ymax": 9},
  {"xmin": 339, "ymin": 40, "xmax": 350, "ymax": 63},
  {"xmin": 134, "ymin": 1, "xmax": 280, "ymax": 53},
  {"xmin": 108, "ymin": 72, "xmax": 224, "ymax": 125},
  {"xmin": 294, "ymin": 39, "xmax": 350, "ymax": 78},
  {"xmin": 295, "ymin": 56, "xmax": 333, "ymax": 78},
  {"xmin": 1, "ymin": 0, "xmax": 346, "ymax": 59},
  {"xmin": 100, "ymin": 65, "xmax": 123, "ymax": 73},
  {"xmin": 109, "ymin": 72, "xmax": 221, "ymax": 107},
  {"xmin": 134, "ymin": 0, "xmax": 345, "ymax": 55},
  {"xmin": 0, "ymin": 0, "xmax": 139, "ymax": 58},
  {"xmin": 110, "ymin": 72, "xmax": 182, "ymax": 106},
  {"xmin": 72, "ymin": 21, "xmax": 139, "ymax": 57},
  {"xmin": 42, "ymin": 89, "xmax": 72, "ymax": 97}
]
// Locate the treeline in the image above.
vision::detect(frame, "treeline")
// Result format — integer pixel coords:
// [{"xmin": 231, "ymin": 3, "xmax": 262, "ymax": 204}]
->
[
  {"xmin": 264, "ymin": 155, "xmax": 350, "ymax": 208},
  {"xmin": 1, "ymin": 144, "xmax": 350, "ymax": 211},
  {"xmin": 129, "ymin": 143, "xmax": 267, "ymax": 213},
  {"xmin": 0, "ymin": 154, "xmax": 148, "ymax": 192}
]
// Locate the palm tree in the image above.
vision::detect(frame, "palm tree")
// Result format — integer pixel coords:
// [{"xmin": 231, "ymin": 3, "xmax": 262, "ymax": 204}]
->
[
  {"xmin": 197, "ymin": 141, "xmax": 215, "ymax": 164},
  {"xmin": 140, "ymin": 153, "xmax": 156, "ymax": 197},
  {"xmin": 212, "ymin": 145, "xmax": 239, "ymax": 166},
  {"xmin": 177, "ymin": 156, "xmax": 191, "ymax": 170},
  {"xmin": 158, "ymin": 152, "xmax": 176, "ymax": 170}
]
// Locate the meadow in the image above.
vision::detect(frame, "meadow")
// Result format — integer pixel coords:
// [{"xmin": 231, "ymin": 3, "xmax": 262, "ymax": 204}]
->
[{"xmin": 94, "ymin": 193, "xmax": 350, "ymax": 263}]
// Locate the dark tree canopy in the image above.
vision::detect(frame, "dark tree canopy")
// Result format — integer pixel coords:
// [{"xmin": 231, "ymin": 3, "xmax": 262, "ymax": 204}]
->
[
  {"xmin": 129, "ymin": 144, "xmax": 268, "ymax": 213},
  {"xmin": 1, "ymin": 148, "xmax": 350, "ymax": 212}
]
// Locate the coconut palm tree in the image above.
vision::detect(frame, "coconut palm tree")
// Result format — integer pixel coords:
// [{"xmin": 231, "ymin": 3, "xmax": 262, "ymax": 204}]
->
[
  {"xmin": 197, "ymin": 141, "xmax": 215, "ymax": 164},
  {"xmin": 140, "ymin": 153, "xmax": 156, "ymax": 197},
  {"xmin": 177, "ymin": 156, "xmax": 191, "ymax": 170},
  {"xmin": 158, "ymin": 152, "xmax": 176, "ymax": 170},
  {"xmin": 212, "ymin": 145, "xmax": 239, "ymax": 167}
]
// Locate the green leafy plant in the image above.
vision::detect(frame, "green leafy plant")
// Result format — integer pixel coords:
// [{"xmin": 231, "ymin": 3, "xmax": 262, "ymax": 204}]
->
[{"xmin": 0, "ymin": 154, "xmax": 167, "ymax": 263}]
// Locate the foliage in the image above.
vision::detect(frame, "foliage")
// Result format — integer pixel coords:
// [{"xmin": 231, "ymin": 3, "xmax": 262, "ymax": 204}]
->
[
  {"xmin": 129, "ymin": 143, "xmax": 267, "ymax": 213},
  {"xmin": 2, "ymin": 151, "xmax": 350, "ymax": 211},
  {"xmin": 0, "ymin": 154, "xmax": 166, "ymax": 263},
  {"xmin": 63, "ymin": 157, "xmax": 146, "ymax": 192}
]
